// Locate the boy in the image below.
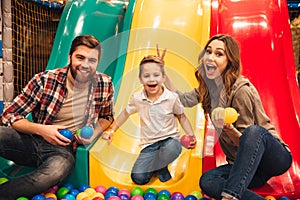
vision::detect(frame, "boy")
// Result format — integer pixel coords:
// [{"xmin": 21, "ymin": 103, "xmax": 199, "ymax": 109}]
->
[{"xmin": 102, "ymin": 55, "xmax": 196, "ymax": 185}]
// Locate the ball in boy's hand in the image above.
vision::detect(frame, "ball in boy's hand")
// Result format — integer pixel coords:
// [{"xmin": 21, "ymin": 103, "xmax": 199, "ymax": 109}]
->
[
  {"xmin": 80, "ymin": 126, "xmax": 94, "ymax": 139},
  {"xmin": 180, "ymin": 135, "xmax": 194, "ymax": 149},
  {"xmin": 59, "ymin": 129, "xmax": 73, "ymax": 140}
]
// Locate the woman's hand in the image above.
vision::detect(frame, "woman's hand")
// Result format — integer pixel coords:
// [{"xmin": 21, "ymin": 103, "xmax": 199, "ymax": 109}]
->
[{"xmin": 156, "ymin": 44, "xmax": 166, "ymax": 63}]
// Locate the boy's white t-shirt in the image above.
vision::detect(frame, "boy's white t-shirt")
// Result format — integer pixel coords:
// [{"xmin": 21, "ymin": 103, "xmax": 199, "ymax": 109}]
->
[{"xmin": 126, "ymin": 87, "xmax": 184, "ymax": 146}]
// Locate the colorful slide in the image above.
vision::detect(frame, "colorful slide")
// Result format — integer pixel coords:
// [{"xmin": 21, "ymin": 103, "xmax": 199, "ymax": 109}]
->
[
  {"xmin": 89, "ymin": 0, "xmax": 211, "ymax": 195},
  {"xmin": 206, "ymin": 0, "xmax": 300, "ymax": 199}
]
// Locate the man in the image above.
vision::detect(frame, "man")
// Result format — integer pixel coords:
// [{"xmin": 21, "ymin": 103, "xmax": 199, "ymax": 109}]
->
[{"xmin": 0, "ymin": 35, "xmax": 114, "ymax": 199}]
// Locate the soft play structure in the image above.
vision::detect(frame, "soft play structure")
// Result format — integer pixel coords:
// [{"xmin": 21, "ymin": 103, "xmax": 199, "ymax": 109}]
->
[{"xmin": 1, "ymin": 0, "xmax": 300, "ymax": 199}]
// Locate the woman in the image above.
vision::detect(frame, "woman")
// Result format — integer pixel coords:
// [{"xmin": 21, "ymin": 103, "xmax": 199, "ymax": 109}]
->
[{"xmin": 162, "ymin": 34, "xmax": 292, "ymax": 200}]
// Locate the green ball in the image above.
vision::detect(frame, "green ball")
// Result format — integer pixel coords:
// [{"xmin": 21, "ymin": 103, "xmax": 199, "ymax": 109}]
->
[
  {"xmin": 157, "ymin": 194, "xmax": 170, "ymax": 200},
  {"xmin": 0, "ymin": 177, "xmax": 8, "ymax": 184},
  {"xmin": 131, "ymin": 187, "xmax": 144, "ymax": 197},
  {"xmin": 190, "ymin": 191, "xmax": 202, "ymax": 199},
  {"xmin": 76, "ymin": 129, "xmax": 81, "ymax": 135},
  {"xmin": 57, "ymin": 187, "xmax": 69, "ymax": 199},
  {"xmin": 145, "ymin": 188, "xmax": 158, "ymax": 196},
  {"xmin": 16, "ymin": 197, "xmax": 29, "ymax": 200}
]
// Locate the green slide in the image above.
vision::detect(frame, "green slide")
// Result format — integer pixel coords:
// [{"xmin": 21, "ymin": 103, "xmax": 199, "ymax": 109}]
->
[{"xmin": 0, "ymin": 0, "xmax": 134, "ymax": 189}]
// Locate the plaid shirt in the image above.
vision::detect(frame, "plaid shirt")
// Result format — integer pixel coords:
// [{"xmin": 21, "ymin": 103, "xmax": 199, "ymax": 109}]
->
[{"xmin": 1, "ymin": 66, "xmax": 114, "ymax": 128}]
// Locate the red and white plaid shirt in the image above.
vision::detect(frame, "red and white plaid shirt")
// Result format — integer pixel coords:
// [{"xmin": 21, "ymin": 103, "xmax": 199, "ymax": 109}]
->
[{"xmin": 1, "ymin": 66, "xmax": 114, "ymax": 128}]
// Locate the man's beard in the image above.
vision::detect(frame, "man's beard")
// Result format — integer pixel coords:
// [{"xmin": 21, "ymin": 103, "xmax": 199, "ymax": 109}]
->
[{"xmin": 69, "ymin": 62, "xmax": 94, "ymax": 84}]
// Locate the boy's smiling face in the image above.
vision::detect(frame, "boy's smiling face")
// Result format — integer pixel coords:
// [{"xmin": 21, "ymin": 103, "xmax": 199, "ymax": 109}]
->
[{"xmin": 139, "ymin": 62, "xmax": 166, "ymax": 100}]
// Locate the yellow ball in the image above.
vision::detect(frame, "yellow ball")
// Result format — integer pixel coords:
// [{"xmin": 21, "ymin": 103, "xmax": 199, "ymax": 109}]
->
[
  {"xmin": 76, "ymin": 192, "xmax": 89, "ymax": 200},
  {"xmin": 84, "ymin": 188, "xmax": 96, "ymax": 197},
  {"xmin": 224, "ymin": 107, "xmax": 238, "ymax": 124},
  {"xmin": 212, "ymin": 107, "xmax": 225, "ymax": 119},
  {"xmin": 92, "ymin": 192, "xmax": 105, "ymax": 199}
]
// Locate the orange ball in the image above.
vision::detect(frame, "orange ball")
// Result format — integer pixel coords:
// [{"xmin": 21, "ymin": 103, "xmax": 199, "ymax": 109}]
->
[{"xmin": 265, "ymin": 196, "xmax": 276, "ymax": 200}]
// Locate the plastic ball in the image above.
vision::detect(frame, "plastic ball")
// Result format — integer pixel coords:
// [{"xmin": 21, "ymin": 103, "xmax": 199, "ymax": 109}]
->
[
  {"xmin": 190, "ymin": 191, "xmax": 202, "ymax": 200},
  {"xmin": 76, "ymin": 129, "xmax": 81, "ymax": 135},
  {"xmin": 93, "ymin": 197, "xmax": 105, "ymax": 200},
  {"xmin": 85, "ymin": 188, "xmax": 97, "ymax": 197},
  {"xmin": 57, "ymin": 187, "xmax": 70, "ymax": 199},
  {"xmin": 16, "ymin": 197, "xmax": 29, "ymax": 200},
  {"xmin": 44, "ymin": 193, "xmax": 57, "ymax": 200},
  {"xmin": 95, "ymin": 185, "xmax": 107, "ymax": 195},
  {"xmin": 105, "ymin": 191, "xmax": 118, "ymax": 199},
  {"xmin": 80, "ymin": 126, "xmax": 94, "ymax": 139},
  {"xmin": 108, "ymin": 196, "xmax": 121, "ymax": 200},
  {"xmin": 131, "ymin": 195, "xmax": 144, "ymax": 200},
  {"xmin": 278, "ymin": 197, "xmax": 290, "ymax": 200},
  {"xmin": 59, "ymin": 129, "xmax": 73, "ymax": 140},
  {"xmin": 0, "ymin": 177, "xmax": 8, "ymax": 184},
  {"xmin": 144, "ymin": 188, "xmax": 158, "ymax": 197},
  {"xmin": 69, "ymin": 189, "xmax": 80, "ymax": 197},
  {"xmin": 63, "ymin": 183, "xmax": 74, "ymax": 191},
  {"xmin": 119, "ymin": 194, "xmax": 130, "ymax": 200},
  {"xmin": 76, "ymin": 192, "xmax": 89, "ymax": 200},
  {"xmin": 62, "ymin": 194, "xmax": 76, "ymax": 200},
  {"xmin": 171, "ymin": 193, "xmax": 184, "ymax": 200},
  {"xmin": 157, "ymin": 194, "xmax": 170, "ymax": 200},
  {"xmin": 211, "ymin": 107, "xmax": 225, "ymax": 119},
  {"xmin": 131, "ymin": 187, "xmax": 144, "ymax": 197},
  {"xmin": 144, "ymin": 193, "xmax": 157, "ymax": 200},
  {"xmin": 118, "ymin": 189, "xmax": 131, "ymax": 198},
  {"xmin": 180, "ymin": 135, "xmax": 194, "ymax": 149},
  {"xmin": 265, "ymin": 196, "xmax": 276, "ymax": 200},
  {"xmin": 184, "ymin": 195, "xmax": 197, "ymax": 200},
  {"xmin": 78, "ymin": 183, "xmax": 90, "ymax": 192},
  {"xmin": 158, "ymin": 190, "xmax": 171, "ymax": 197},
  {"xmin": 31, "ymin": 194, "xmax": 47, "ymax": 200},
  {"xmin": 224, "ymin": 107, "xmax": 238, "ymax": 124},
  {"xmin": 93, "ymin": 192, "xmax": 105, "ymax": 199}
]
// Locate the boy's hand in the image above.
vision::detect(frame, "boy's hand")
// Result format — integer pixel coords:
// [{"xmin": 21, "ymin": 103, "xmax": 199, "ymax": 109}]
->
[
  {"xmin": 188, "ymin": 135, "xmax": 197, "ymax": 149},
  {"xmin": 101, "ymin": 129, "xmax": 114, "ymax": 144}
]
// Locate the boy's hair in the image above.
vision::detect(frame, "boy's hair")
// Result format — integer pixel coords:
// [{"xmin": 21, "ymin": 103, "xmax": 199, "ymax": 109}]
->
[{"xmin": 139, "ymin": 55, "xmax": 165, "ymax": 78}]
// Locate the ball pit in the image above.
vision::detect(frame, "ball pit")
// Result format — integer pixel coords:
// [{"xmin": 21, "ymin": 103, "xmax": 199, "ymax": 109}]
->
[{"xmin": 14, "ymin": 183, "xmax": 294, "ymax": 200}]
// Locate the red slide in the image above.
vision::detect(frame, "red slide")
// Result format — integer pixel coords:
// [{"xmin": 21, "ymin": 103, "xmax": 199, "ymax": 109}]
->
[{"xmin": 205, "ymin": 0, "xmax": 300, "ymax": 199}]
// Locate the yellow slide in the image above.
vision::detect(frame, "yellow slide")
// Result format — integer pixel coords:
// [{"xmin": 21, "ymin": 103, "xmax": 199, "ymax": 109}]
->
[{"xmin": 89, "ymin": 0, "xmax": 211, "ymax": 195}]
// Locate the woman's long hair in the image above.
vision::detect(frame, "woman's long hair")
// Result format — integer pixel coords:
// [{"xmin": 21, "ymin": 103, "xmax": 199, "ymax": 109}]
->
[{"xmin": 195, "ymin": 34, "xmax": 241, "ymax": 114}]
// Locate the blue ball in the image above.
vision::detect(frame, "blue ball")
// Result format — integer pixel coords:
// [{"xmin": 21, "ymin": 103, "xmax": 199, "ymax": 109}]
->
[
  {"xmin": 59, "ymin": 129, "xmax": 73, "ymax": 140},
  {"xmin": 62, "ymin": 183, "xmax": 73, "ymax": 191},
  {"xmin": 62, "ymin": 194, "xmax": 76, "ymax": 200},
  {"xmin": 69, "ymin": 189, "xmax": 79, "ymax": 197},
  {"xmin": 31, "ymin": 194, "xmax": 46, "ymax": 200},
  {"xmin": 185, "ymin": 195, "xmax": 197, "ymax": 200},
  {"xmin": 80, "ymin": 126, "xmax": 94, "ymax": 139},
  {"xmin": 78, "ymin": 183, "xmax": 90, "ymax": 192},
  {"xmin": 144, "ymin": 193, "xmax": 157, "ymax": 200},
  {"xmin": 158, "ymin": 190, "xmax": 171, "ymax": 197},
  {"xmin": 278, "ymin": 197, "xmax": 290, "ymax": 200}
]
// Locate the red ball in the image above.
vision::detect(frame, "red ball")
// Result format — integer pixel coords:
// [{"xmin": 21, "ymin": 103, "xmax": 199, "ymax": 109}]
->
[{"xmin": 180, "ymin": 135, "xmax": 194, "ymax": 149}]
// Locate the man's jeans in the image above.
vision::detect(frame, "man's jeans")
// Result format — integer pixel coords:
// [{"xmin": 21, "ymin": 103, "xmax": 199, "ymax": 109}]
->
[
  {"xmin": 200, "ymin": 125, "xmax": 292, "ymax": 200},
  {"xmin": 0, "ymin": 126, "xmax": 75, "ymax": 200},
  {"xmin": 131, "ymin": 137, "xmax": 182, "ymax": 184}
]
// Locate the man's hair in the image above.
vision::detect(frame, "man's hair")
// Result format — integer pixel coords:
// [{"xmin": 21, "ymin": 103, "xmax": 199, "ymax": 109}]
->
[
  {"xmin": 69, "ymin": 35, "xmax": 102, "ymax": 60},
  {"xmin": 139, "ymin": 55, "xmax": 165, "ymax": 78}
]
